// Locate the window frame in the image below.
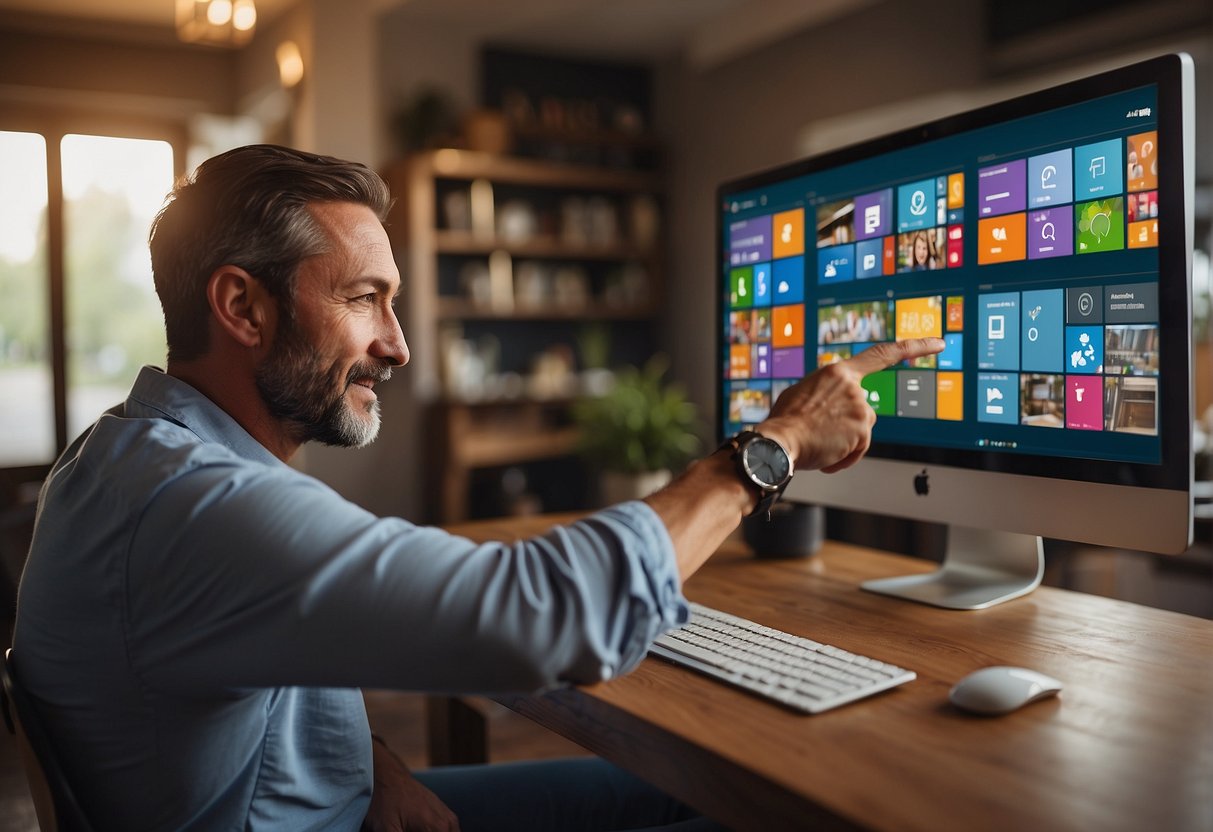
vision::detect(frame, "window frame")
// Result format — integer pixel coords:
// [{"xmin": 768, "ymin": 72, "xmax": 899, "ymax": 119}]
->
[{"xmin": 0, "ymin": 106, "xmax": 187, "ymax": 502}]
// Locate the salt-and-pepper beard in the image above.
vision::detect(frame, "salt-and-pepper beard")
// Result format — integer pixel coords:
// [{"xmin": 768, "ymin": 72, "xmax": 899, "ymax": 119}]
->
[{"xmin": 255, "ymin": 313, "xmax": 392, "ymax": 449}]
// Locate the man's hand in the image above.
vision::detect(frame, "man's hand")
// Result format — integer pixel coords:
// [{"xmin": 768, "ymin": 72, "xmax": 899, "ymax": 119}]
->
[
  {"xmin": 362, "ymin": 737, "xmax": 460, "ymax": 832},
  {"xmin": 759, "ymin": 337, "xmax": 945, "ymax": 474}
]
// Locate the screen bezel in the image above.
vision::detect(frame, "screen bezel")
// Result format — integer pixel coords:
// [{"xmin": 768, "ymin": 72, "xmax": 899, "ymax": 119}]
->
[{"xmin": 716, "ymin": 53, "xmax": 1192, "ymax": 493}]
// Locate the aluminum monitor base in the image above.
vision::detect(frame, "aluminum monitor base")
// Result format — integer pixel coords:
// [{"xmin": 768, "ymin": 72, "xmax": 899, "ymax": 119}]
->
[{"xmin": 861, "ymin": 525, "xmax": 1044, "ymax": 610}]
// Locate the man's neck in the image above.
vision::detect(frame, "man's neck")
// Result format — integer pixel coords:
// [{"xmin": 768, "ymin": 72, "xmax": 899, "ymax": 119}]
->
[{"xmin": 167, "ymin": 357, "xmax": 302, "ymax": 463}]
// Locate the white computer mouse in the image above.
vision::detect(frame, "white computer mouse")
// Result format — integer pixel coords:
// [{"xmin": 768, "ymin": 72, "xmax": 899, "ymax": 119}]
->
[{"xmin": 948, "ymin": 666, "xmax": 1063, "ymax": 715}]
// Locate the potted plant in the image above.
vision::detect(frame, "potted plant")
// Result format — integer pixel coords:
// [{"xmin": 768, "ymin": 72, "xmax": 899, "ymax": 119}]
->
[{"xmin": 572, "ymin": 355, "xmax": 701, "ymax": 505}]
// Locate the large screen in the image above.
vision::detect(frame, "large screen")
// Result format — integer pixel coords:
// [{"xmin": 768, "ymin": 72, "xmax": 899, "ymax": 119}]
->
[{"xmin": 717, "ymin": 54, "xmax": 1193, "ymax": 594}]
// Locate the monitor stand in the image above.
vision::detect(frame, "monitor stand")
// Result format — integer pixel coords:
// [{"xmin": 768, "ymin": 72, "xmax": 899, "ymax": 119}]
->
[{"xmin": 860, "ymin": 525, "xmax": 1044, "ymax": 610}]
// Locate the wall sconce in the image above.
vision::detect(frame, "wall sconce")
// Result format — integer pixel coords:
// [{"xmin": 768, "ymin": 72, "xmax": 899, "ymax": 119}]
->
[
  {"xmin": 276, "ymin": 41, "xmax": 305, "ymax": 89},
  {"xmin": 176, "ymin": 0, "xmax": 257, "ymax": 47}
]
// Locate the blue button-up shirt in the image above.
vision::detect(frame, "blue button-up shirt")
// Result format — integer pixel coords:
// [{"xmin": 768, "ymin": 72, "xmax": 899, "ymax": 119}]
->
[{"xmin": 14, "ymin": 367, "xmax": 687, "ymax": 831}]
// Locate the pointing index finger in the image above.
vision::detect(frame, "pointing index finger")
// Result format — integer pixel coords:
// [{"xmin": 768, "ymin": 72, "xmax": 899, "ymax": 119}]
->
[{"xmin": 844, "ymin": 338, "xmax": 946, "ymax": 376}]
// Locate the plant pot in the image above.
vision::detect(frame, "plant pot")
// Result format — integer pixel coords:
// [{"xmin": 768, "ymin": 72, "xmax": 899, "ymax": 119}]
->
[{"xmin": 600, "ymin": 469, "xmax": 672, "ymax": 506}]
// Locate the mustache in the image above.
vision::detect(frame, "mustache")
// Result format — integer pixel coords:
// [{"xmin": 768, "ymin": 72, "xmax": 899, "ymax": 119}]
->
[{"xmin": 345, "ymin": 361, "xmax": 393, "ymax": 387}]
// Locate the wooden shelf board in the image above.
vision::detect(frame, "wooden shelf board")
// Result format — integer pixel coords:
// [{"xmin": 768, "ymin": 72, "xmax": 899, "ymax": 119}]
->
[
  {"xmin": 413, "ymin": 149, "xmax": 662, "ymax": 192},
  {"xmin": 456, "ymin": 426, "xmax": 580, "ymax": 467},
  {"xmin": 434, "ymin": 229, "xmax": 655, "ymax": 261},
  {"xmin": 436, "ymin": 297, "xmax": 656, "ymax": 321}
]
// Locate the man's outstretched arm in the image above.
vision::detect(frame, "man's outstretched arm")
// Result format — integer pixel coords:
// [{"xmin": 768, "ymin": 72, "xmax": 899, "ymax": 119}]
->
[{"xmin": 646, "ymin": 337, "xmax": 945, "ymax": 581}]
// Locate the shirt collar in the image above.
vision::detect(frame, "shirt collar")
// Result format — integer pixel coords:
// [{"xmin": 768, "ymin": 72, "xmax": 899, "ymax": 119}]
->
[{"xmin": 124, "ymin": 366, "xmax": 285, "ymax": 468}]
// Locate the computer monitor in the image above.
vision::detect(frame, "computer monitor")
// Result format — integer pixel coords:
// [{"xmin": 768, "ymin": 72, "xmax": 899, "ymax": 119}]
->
[{"xmin": 718, "ymin": 53, "xmax": 1194, "ymax": 609}]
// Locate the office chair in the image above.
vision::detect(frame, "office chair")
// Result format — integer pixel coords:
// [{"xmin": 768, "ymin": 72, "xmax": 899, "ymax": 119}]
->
[{"xmin": 1, "ymin": 649, "xmax": 95, "ymax": 832}]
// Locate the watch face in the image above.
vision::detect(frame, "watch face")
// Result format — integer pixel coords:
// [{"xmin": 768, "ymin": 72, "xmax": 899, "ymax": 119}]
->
[{"xmin": 742, "ymin": 436, "xmax": 791, "ymax": 488}]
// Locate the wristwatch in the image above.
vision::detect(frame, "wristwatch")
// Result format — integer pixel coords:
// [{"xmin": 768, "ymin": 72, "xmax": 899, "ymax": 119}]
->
[{"xmin": 722, "ymin": 429, "xmax": 794, "ymax": 518}]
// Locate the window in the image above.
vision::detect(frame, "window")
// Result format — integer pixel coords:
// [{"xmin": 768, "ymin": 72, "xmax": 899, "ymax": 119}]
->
[{"xmin": 0, "ymin": 126, "xmax": 180, "ymax": 471}]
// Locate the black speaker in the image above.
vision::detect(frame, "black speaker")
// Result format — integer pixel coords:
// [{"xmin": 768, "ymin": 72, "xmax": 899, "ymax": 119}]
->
[{"xmin": 741, "ymin": 502, "xmax": 824, "ymax": 559}]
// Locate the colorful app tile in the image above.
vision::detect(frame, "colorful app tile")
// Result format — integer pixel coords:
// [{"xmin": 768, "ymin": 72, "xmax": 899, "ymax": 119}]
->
[
  {"xmin": 816, "ymin": 199, "xmax": 854, "ymax": 248},
  {"xmin": 896, "ymin": 295, "xmax": 943, "ymax": 340},
  {"xmin": 1127, "ymin": 190, "xmax": 1158, "ymax": 222},
  {"xmin": 1021, "ymin": 374, "xmax": 1065, "ymax": 428},
  {"xmin": 1027, "ymin": 208, "xmax": 1073, "ymax": 260},
  {"xmin": 818, "ymin": 243, "xmax": 856, "ymax": 284},
  {"xmin": 729, "ymin": 344, "xmax": 751, "ymax": 378},
  {"xmin": 898, "ymin": 228, "xmax": 945, "ymax": 271},
  {"xmin": 1021, "ymin": 288, "xmax": 1064, "ymax": 373},
  {"xmin": 1126, "ymin": 131, "xmax": 1157, "ymax": 193},
  {"xmin": 751, "ymin": 262, "xmax": 772, "ymax": 306},
  {"xmin": 772, "ymin": 347, "xmax": 804, "ymax": 378},
  {"xmin": 946, "ymin": 224, "xmax": 964, "ymax": 268},
  {"xmin": 862, "ymin": 370, "xmax": 896, "ymax": 416},
  {"xmin": 977, "ymin": 213, "xmax": 1027, "ymax": 264},
  {"xmin": 1104, "ymin": 324, "xmax": 1159, "ymax": 376},
  {"xmin": 772, "ymin": 256, "xmax": 805, "ymax": 303},
  {"xmin": 855, "ymin": 239, "xmax": 884, "ymax": 279},
  {"xmin": 938, "ymin": 333, "xmax": 963, "ymax": 370},
  {"xmin": 730, "ymin": 266, "xmax": 753, "ymax": 308},
  {"xmin": 947, "ymin": 207, "xmax": 964, "ymax": 225},
  {"xmin": 897, "ymin": 178, "xmax": 935, "ymax": 232},
  {"xmin": 882, "ymin": 235, "xmax": 896, "ymax": 275},
  {"xmin": 728, "ymin": 380, "xmax": 772, "ymax": 423},
  {"xmin": 1066, "ymin": 325, "xmax": 1104, "ymax": 373},
  {"xmin": 751, "ymin": 308, "xmax": 772, "ymax": 341},
  {"xmin": 1028, "ymin": 148, "xmax": 1073, "ymax": 207},
  {"xmin": 937, "ymin": 372, "xmax": 963, "ymax": 421},
  {"xmin": 854, "ymin": 189, "xmax": 893, "ymax": 240},
  {"xmin": 772, "ymin": 208, "xmax": 805, "ymax": 258},
  {"xmin": 772, "ymin": 304, "xmax": 805, "ymax": 348},
  {"xmin": 897, "ymin": 371, "xmax": 936, "ymax": 418},
  {"xmin": 946, "ymin": 296, "xmax": 964, "ymax": 332},
  {"xmin": 978, "ymin": 292, "xmax": 1020, "ymax": 371},
  {"xmin": 1067, "ymin": 285, "xmax": 1103, "ymax": 324},
  {"xmin": 1076, "ymin": 198, "xmax": 1125, "ymax": 254},
  {"xmin": 1104, "ymin": 282, "xmax": 1158, "ymax": 324},
  {"xmin": 947, "ymin": 173, "xmax": 965, "ymax": 209},
  {"xmin": 751, "ymin": 343, "xmax": 772, "ymax": 378},
  {"xmin": 977, "ymin": 373, "xmax": 1019, "ymax": 425},
  {"xmin": 1074, "ymin": 139, "xmax": 1124, "ymax": 198},
  {"xmin": 729, "ymin": 310, "xmax": 753, "ymax": 344},
  {"xmin": 1066, "ymin": 376, "xmax": 1103, "ymax": 430},
  {"xmin": 978, "ymin": 159, "xmax": 1027, "ymax": 217},
  {"xmin": 1104, "ymin": 376, "xmax": 1157, "ymax": 434},
  {"xmin": 729, "ymin": 216, "xmax": 772, "ymax": 265},
  {"xmin": 818, "ymin": 344, "xmax": 852, "ymax": 367},
  {"xmin": 1128, "ymin": 219, "xmax": 1158, "ymax": 249}
]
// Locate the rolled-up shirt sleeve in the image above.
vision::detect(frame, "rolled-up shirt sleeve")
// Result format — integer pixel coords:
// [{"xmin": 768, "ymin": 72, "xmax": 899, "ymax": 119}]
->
[{"xmin": 127, "ymin": 458, "xmax": 688, "ymax": 697}]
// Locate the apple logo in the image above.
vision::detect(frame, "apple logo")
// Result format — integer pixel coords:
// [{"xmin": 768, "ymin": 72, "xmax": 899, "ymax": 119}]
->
[{"xmin": 913, "ymin": 468, "xmax": 929, "ymax": 496}]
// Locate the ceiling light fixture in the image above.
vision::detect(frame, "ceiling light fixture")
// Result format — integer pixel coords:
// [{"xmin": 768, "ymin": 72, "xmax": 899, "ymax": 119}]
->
[{"xmin": 176, "ymin": 0, "xmax": 257, "ymax": 47}]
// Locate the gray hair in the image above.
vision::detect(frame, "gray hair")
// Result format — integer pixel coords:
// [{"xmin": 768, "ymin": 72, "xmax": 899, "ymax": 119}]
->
[{"xmin": 149, "ymin": 144, "xmax": 392, "ymax": 362}]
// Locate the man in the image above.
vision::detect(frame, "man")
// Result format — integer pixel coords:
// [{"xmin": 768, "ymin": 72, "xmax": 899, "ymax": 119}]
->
[{"xmin": 14, "ymin": 144, "xmax": 941, "ymax": 831}]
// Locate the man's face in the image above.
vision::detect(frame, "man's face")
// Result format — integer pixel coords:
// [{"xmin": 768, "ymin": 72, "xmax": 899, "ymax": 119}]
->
[{"xmin": 255, "ymin": 202, "xmax": 408, "ymax": 448}]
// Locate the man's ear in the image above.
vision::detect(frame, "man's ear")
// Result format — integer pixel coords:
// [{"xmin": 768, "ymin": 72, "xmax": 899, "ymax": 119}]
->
[{"xmin": 206, "ymin": 265, "xmax": 275, "ymax": 349}]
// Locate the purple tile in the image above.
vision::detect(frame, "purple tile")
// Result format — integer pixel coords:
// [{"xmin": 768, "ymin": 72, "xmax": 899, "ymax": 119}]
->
[
  {"xmin": 978, "ymin": 159, "xmax": 1027, "ymax": 217},
  {"xmin": 1027, "ymin": 208, "xmax": 1073, "ymax": 260},
  {"xmin": 772, "ymin": 347, "xmax": 805, "ymax": 379},
  {"xmin": 729, "ymin": 216, "xmax": 772, "ymax": 265},
  {"xmin": 853, "ymin": 189, "xmax": 893, "ymax": 240}
]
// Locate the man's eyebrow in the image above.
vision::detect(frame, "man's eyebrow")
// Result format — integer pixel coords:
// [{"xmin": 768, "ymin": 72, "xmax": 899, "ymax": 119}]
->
[{"xmin": 344, "ymin": 276, "xmax": 397, "ymax": 294}]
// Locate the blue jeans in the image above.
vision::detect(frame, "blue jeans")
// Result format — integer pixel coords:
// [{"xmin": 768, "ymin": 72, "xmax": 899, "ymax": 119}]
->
[{"xmin": 413, "ymin": 757, "xmax": 731, "ymax": 832}]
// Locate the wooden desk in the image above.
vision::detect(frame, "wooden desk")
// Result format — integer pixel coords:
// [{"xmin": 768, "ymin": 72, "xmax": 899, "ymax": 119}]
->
[{"xmin": 443, "ymin": 514, "xmax": 1213, "ymax": 832}]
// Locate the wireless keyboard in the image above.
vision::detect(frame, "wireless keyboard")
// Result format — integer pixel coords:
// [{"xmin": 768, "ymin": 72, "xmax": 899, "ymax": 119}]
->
[{"xmin": 650, "ymin": 602, "xmax": 916, "ymax": 714}]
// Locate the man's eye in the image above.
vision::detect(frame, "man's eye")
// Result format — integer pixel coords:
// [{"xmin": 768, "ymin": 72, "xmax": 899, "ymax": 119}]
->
[{"xmin": 354, "ymin": 293, "xmax": 377, "ymax": 304}]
